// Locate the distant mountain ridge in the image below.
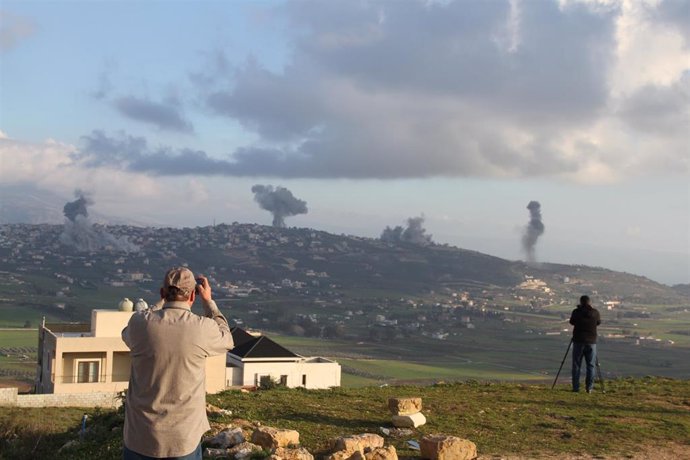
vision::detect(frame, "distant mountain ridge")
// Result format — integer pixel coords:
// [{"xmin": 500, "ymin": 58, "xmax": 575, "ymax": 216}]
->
[{"xmin": 0, "ymin": 222, "xmax": 686, "ymax": 305}]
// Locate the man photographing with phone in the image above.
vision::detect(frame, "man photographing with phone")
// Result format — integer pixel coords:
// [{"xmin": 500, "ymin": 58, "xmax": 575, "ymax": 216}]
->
[{"xmin": 122, "ymin": 267, "xmax": 234, "ymax": 459}]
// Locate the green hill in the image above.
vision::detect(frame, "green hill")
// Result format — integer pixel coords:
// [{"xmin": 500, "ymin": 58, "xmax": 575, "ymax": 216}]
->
[{"xmin": 1, "ymin": 377, "xmax": 688, "ymax": 459}]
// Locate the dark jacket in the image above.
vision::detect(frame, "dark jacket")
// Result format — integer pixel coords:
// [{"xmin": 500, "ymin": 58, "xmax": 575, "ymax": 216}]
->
[{"xmin": 569, "ymin": 305, "xmax": 601, "ymax": 344}]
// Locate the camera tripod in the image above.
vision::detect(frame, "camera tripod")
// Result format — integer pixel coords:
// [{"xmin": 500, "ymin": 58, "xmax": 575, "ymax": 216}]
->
[{"xmin": 552, "ymin": 338, "xmax": 605, "ymax": 392}]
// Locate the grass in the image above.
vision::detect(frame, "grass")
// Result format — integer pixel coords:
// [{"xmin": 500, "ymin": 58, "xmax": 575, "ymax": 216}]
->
[{"xmin": 0, "ymin": 377, "xmax": 688, "ymax": 459}]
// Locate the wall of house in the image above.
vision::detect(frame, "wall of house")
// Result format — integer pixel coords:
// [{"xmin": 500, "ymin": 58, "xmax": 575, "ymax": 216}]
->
[
  {"xmin": 297, "ymin": 361, "xmax": 341, "ymax": 389},
  {"xmin": 112, "ymin": 351, "xmax": 131, "ymax": 382},
  {"xmin": 37, "ymin": 330, "xmax": 57, "ymax": 394},
  {"xmin": 205, "ymin": 354, "xmax": 227, "ymax": 393},
  {"xmin": 225, "ymin": 365, "xmax": 243, "ymax": 387},
  {"xmin": 91, "ymin": 310, "xmax": 134, "ymax": 337},
  {"xmin": 0, "ymin": 387, "xmax": 121, "ymax": 408},
  {"xmin": 233, "ymin": 359, "xmax": 340, "ymax": 389}
]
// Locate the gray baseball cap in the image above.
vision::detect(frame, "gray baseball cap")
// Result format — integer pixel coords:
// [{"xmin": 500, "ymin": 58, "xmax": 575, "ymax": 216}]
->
[{"xmin": 163, "ymin": 267, "xmax": 196, "ymax": 296}]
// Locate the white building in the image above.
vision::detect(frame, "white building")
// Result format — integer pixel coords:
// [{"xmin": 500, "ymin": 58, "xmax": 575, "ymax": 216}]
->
[{"xmin": 225, "ymin": 328, "xmax": 341, "ymax": 389}]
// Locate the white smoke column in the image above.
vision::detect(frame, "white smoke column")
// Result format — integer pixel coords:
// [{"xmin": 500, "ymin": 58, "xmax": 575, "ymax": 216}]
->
[
  {"xmin": 251, "ymin": 185, "xmax": 308, "ymax": 228},
  {"xmin": 522, "ymin": 200, "xmax": 545, "ymax": 262},
  {"xmin": 59, "ymin": 190, "xmax": 139, "ymax": 252}
]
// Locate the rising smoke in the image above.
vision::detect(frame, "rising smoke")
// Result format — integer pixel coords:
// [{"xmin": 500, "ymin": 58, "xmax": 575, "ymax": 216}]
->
[
  {"xmin": 59, "ymin": 190, "xmax": 138, "ymax": 252},
  {"xmin": 381, "ymin": 216, "xmax": 433, "ymax": 246},
  {"xmin": 522, "ymin": 200, "xmax": 545, "ymax": 262},
  {"xmin": 251, "ymin": 185, "xmax": 308, "ymax": 228}
]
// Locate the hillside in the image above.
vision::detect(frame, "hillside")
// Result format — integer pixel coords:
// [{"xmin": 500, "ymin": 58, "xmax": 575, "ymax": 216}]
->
[
  {"xmin": 1, "ymin": 222, "xmax": 689, "ymax": 387},
  {"xmin": 1, "ymin": 378, "xmax": 688, "ymax": 459}
]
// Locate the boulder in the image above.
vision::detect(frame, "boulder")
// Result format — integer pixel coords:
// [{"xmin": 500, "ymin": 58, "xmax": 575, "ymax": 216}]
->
[
  {"xmin": 273, "ymin": 446, "xmax": 314, "ymax": 460},
  {"xmin": 391, "ymin": 412, "xmax": 426, "ymax": 428},
  {"xmin": 387, "ymin": 397, "xmax": 422, "ymax": 415},
  {"xmin": 325, "ymin": 451, "xmax": 365, "ymax": 460},
  {"xmin": 251, "ymin": 426, "xmax": 300, "ymax": 450},
  {"xmin": 207, "ymin": 427, "xmax": 245, "ymax": 448},
  {"xmin": 228, "ymin": 442, "xmax": 263, "ymax": 460},
  {"xmin": 331, "ymin": 433, "xmax": 384, "ymax": 454},
  {"xmin": 420, "ymin": 434, "xmax": 477, "ymax": 460},
  {"xmin": 204, "ymin": 447, "xmax": 230, "ymax": 459},
  {"xmin": 365, "ymin": 445, "xmax": 398, "ymax": 460}
]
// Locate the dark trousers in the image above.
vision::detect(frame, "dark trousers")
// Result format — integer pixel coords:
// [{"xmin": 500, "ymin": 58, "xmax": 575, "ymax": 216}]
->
[
  {"xmin": 571, "ymin": 341, "xmax": 596, "ymax": 392},
  {"xmin": 123, "ymin": 443, "xmax": 202, "ymax": 460}
]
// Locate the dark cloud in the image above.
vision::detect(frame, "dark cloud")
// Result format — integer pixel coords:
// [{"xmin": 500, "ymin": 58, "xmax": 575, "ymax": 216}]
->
[
  {"xmin": 78, "ymin": 130, "xmax": 229, "ymax": 175},
  {"xmin": 114, "ymin": 96, "xmax": 194, "ymax": 133},
  {"xmin": 618, "ymin": 78, "xmax": 690, "ymax": 135},
  {"xmin": 190, "ymin": 0, "xmax": 617, "ymax": 178}
]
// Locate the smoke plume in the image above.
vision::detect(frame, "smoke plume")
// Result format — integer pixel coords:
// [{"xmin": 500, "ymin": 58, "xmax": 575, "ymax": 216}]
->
[
  {"xmin": 251, "ymin": 185, "xmax": 308, "ymax": 228},
  {"xmin": 381, "ymin": 216, "xmax": 433, "ymax": 246},
  {"xmin": 60, "ymin": 190, "xmax": 138, "ymax": 252},
  {"xmin": 522, "ymin": 200, "xmax": 545, "ymax": 262}
]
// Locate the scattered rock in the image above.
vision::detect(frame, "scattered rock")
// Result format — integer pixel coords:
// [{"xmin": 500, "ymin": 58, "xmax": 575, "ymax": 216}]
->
[
  {"xmin": 274, "ymin": 446, "xmax": 314, "ymax": 460},
  {"xmin": 420, "ymin": 434, "xmax": 477, "ymax": 460},
  {"xmin": 332, "ymin": 433, "xmax": 384, "ymax": 454},
  {"xmin": 204, "ymin": 447, "xmax": 230, "ymax": 459},
  {"xmin": 391, "ymin": 412, "xmax": 426, "ymax": 428},
  {"xmin": 228, "ymin": 441, "xmax": 263, "ymax": 460},
  {"xmin": 325, "ymin": 451, "xmax": 365, "ymax": 460},
  {"xmin": 388, "ymin": 397, "xmax": 422, "ymax": 416},
  {"xmin": 207, "ymin": 403, "xmax": 233, "ymax": 417},
  {"xmin": 251, "ymin": 426, "xmax": 300, "ymax": 450},
  {"xmin": 365, "ymin": 445, "xmax": 398, "ymax": 460},
  {"xmin": 207, "ymin": 427, "xmax": 245, "ymax": 449}
]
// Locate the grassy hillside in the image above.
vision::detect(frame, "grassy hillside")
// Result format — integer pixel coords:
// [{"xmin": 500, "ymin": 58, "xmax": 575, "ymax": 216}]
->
[{"xmin": 1, "ymin": 377, "xmax": 688, "ymax": 459}]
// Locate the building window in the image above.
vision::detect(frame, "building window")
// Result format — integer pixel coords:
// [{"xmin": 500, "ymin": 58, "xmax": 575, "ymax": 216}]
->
[
  {"xmin": 280, "ymin": 375, "xmax": 288, "ymax": 386},
  {"xmin": 302, "ymin": 374, "xmax": 307, "ymax": 386},
  {"xmin": 76, "ymin": 360, "xmax": 100, "ymax": 383}
]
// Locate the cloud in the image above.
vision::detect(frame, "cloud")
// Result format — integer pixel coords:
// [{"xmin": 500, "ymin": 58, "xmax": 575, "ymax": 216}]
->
[
  {"xmin": 72, "ymin": 0, "xmax": 689, "ymax": 181},
  {"xmin": 0, "ymin": 11, "xmax": 36, "ymax": 52},
  {"xmin": 114, "ymin": 96, "xmax": 194, "ymax": 133}
]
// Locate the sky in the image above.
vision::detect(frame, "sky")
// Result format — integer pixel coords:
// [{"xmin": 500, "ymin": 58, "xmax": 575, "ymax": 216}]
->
[{"xmin": 0, "ymin": 0, "xmax": 688, "ymax": 285}]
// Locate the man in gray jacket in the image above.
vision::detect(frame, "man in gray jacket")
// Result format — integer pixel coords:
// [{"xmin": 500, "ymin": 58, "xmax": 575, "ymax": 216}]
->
[{"xmin": 122, "ymin": 267, "xmax": 234, "ymax": 459}]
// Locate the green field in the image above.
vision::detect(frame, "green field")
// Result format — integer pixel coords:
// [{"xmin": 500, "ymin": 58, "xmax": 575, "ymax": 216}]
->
[{"xmin": 1, "ymin": 377, "xmax": 688, "ymax": 459}]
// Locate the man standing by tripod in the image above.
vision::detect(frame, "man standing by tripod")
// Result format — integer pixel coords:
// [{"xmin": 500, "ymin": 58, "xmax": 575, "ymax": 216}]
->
[{"xmin": 570, "ymin": 295, "xmax": 601, "ymax": 393}]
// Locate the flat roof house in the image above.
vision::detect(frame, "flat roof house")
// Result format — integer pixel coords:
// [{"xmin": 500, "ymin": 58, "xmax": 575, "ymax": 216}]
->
[{"xmin": 36, "ymin": 309, "xmax": 340, "ymax": 395}]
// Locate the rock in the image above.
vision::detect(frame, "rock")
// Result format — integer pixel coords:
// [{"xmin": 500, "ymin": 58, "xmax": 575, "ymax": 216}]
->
[
  {"xmin": 57, "ymin": 439, "xmax": 79, "ymax": 453},
  {"xmin": 268, "ymin": 456, "xmax": 282, "ymax": 460},
  {"xmin": 420, "ymin": 434, "xmax": 477, "ymax": 460},
  {"xmin": 204, "ymin": 447, "xmax": 230, "ymax": 459},
  {"xmin": 325, "ymin": 451, "xmax": 365, "ymax": 460},
  {"xmin": 391, "ymin": 412, "xmax": 426, "ymax": 428},
  {"xmin": 228, "ymin": 442, "xmax": 263, "ymax": 460},
  {"xmin": 365, "ymin": 446, "xmax": 398, "ymax": 460},
  {"xmin": 251, "ymin": 426, "xmax": 300, "ymax": 450},
  {"xmin": 387, "ymin": 397, "xmax": 422, "ymax": 415},
  {"xmin": 389, "ymin": 428, "xmax": 413, "ymax": 437},
  {"xmin": 274, "ymin": 446, "xmax": 314, "ymax": 460},
  {"xmin": 207, "ymin": 403, "xmax": 233, "ymax": 417},
  {"xmin": 207, "ymin": 427, "xmax": 245, "ymax": 448},
  {"xmin": 331, "ymin": 433, "xmax": 384, "ymax": 454}
]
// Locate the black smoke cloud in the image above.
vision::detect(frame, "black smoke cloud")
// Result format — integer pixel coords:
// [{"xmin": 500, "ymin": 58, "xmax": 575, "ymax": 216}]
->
[
  {"xmin": 63, "ymin": 190, "xmax": 91, "ymax": 222},
  {"xmin": 381, "ymin": 216, "xmax": 433, "ymax": 246},
  {"xmin": 60, "ymin": 190, "xmax": 139, "ymax": 253},
  {"xmin": 251, "ymin": 184, "xmax": 308, "ymax": 228},
  {"xmin": 522, "ymin": 201, "xmax": 545, "ymax": 262}
]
